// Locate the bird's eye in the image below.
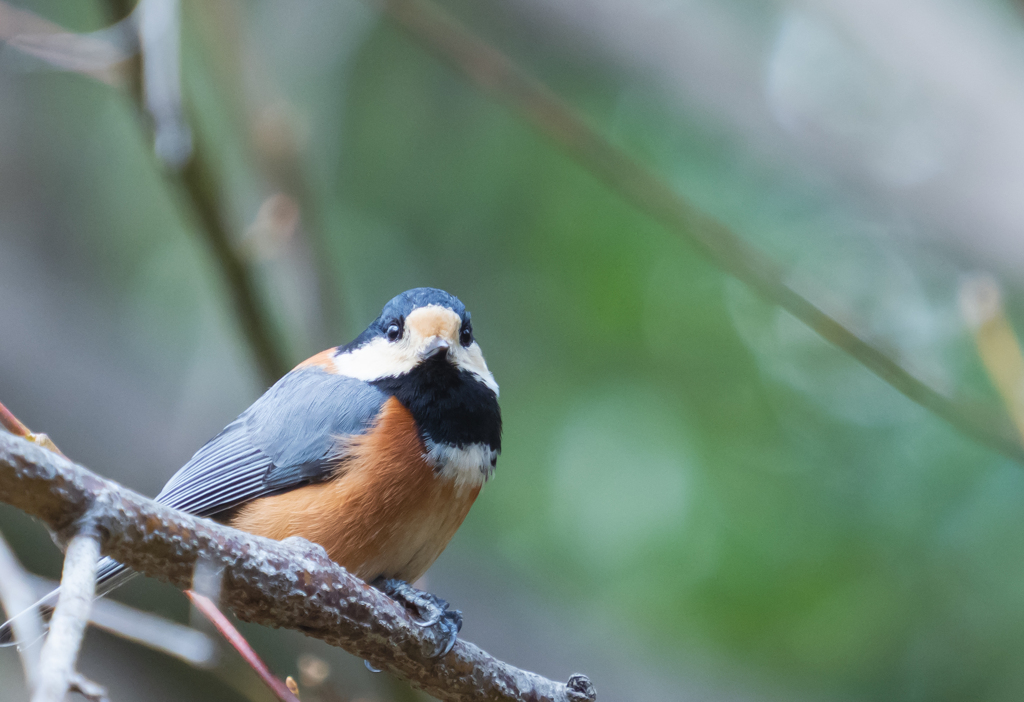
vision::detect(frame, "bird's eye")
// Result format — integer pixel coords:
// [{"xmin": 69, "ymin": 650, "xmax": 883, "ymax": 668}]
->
[
  {"xmin": 459, "ymin": 326, "xmax": 473, "ymax": 347},
  {"xmin": 386, "ymin": 321, "xmax": 402, "ymax": 342}
]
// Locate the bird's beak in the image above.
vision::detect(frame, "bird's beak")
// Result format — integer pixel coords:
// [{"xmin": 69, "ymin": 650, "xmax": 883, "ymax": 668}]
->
[{"xmin": 421, "ymin": 336, "xmax": 450, "ymax": 359}]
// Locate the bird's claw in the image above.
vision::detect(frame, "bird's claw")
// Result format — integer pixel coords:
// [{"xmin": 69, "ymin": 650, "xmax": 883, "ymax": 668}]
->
[
  {"xmin": 435, "ymin": 609, "xmax": 462, "ymax": 657},
  {"xmin": 373, "ymin": 578, "xmax": 463, "ymax": 657},
  {"xmin": 417, "ymin": 610, "xmax": 442, "ymax": 628},
  {"xmin": 412, "ymin": 598, "xmax": 445, "ymax": 628}
]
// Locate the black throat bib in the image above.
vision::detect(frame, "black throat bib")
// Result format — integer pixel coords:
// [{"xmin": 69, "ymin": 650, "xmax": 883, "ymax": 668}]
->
[{"xmin": 371, "ymin": 354, "xmax": 501, "ymax": 452}]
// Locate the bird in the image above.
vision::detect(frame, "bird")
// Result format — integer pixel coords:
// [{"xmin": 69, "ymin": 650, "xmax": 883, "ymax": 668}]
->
[{"xmin": 1, "ymin": 287, "xmax": 502, "ymax": 656}]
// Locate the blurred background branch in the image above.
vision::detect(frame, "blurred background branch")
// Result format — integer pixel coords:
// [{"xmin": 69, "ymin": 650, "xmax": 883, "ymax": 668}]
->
[
  {"xmin": 189, "ymin": 1, "xmax": 349, "ymax": 347},
  {"xmin": 6, "ymin": 1, "xmax": 1024, "ymax": 701},
  {"xmin": 186, "ymin": 590, "xmax": 300, "ymax": 702},
  {"xmin": 377, "ymin": 0, "xmax": 1024, "ymax": 464},
  {"xmin": 0, "ymin": 530, "xmax": 43, "ymax": 689},
  {"xmin": 0, "ymin": 0, "xmax": 130, "ymax": 85},
  {"xmin": 99, "ymin": 0, "xmax": 292, "ymax": 385},
  {"xmin": 960, "ymin": 275, "xmax": 1024, "ymax": 443},
  {"xmin": 170, "ymin": 144, "xmax": 291, "ymax": 384},
  {"xmin": 15, "ymin": 0, "xmax": 1018, "ymax": 459}
]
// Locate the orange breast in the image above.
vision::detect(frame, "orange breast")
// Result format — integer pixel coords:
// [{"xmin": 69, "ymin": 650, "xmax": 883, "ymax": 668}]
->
[{"xmin": 229, "ymin": 397, "xmax": 480, "ymax": 583}]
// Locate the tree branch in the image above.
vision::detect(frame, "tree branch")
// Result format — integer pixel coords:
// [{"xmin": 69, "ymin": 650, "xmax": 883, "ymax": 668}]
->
[
  {"xmin": 0, "ymin": 530, "xmax": 43, "ymax": 690},
  {"xmin": 376, "ymin": 0, "xmax": 1024, "ymax": 464},
  {"xmin": 31, "ymin": 527, "xmax": 101, "ymax": 702},
  {"xmin": 0, "ymin": 431, "xmax": 595, "ymax": 702}
]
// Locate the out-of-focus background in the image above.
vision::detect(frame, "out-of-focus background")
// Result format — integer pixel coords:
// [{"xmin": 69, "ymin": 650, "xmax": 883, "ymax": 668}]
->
[{"xmin": 5, "ymin": 0, "xmax": 1024, "ymax": 700}]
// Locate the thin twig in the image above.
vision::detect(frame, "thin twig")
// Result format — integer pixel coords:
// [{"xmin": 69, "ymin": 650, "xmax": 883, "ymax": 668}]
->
[
  {"xmin": 376, "ymin": 0, "xmax": 1024, "ymax": 463},
  {"xmin": 68, "ymin": 672, "xmax": 110, "ymax": 702},
  {"xmin": 31, "ymin": 526, "xmax": 102, "ymax": 702},
  {"xmin": 21, "ymin": 572, "xmax": 217, "ymax": 667},
  {"xmin": 99, "ymin": 2, "xmax": 290, "ymax": 384},
  {"xmin": 187, "ymin": 590, "xmax": 300, "ymax": 702},
  {"xmin": 0, "ymin": 432, "xmax": 595, "ymax": 702},
  {"xmin": 0, "ymin": 399, "xmax": 65, "ymax": 460},
  {"xmin": 0, "ymin": 399, "xmax": 31, "ymax": 437},
  {"xmin": 91, "ymin": 590, "xmax": 218, "ymax": 667},
  {"xmin": 0, "ymin": 530, "xmax": 43, "ymax": 690}
]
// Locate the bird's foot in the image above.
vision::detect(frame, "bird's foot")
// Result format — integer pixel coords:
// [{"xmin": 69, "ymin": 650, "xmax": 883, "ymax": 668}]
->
[{"xmin": 373, "ymin": 578, "xmax": 462, "ymax": 657}]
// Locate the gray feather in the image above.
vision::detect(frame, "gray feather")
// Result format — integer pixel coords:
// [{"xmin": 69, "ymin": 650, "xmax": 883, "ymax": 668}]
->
[
  {"xmin": 157, "ymin": 367, "xmax": 387, "ymax": 517},
  {"xmin": 247, "ymin": 368, "xmax": 387, "ymax": 492},
  {"xmin": 1, "ymin": 360, "xmax": 392, "ymax": 646}
]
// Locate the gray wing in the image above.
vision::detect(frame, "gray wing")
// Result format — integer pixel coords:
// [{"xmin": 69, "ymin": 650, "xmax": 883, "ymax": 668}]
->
[
  {"xmin": 0, "ymin": 368, "xmax": 389, "ymax": 639},
  {"xmin": 156, "ymin": 367, "xmax": 388, "ymax": 517}
]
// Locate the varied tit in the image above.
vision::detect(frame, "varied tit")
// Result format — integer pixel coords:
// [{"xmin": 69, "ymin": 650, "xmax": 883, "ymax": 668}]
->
[{"xmin": 1, "ymin": 287, "xmax": 501, "ymax": 655}]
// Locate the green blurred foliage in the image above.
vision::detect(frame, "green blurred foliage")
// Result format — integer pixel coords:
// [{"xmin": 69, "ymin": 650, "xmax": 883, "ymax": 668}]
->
[
  {"xmin": 4, "ymin": 1, "xmax": 1024, "ymax": 701},
  {"xmin": 329, "ymin": 13, "xmax": 1024, "ymax": 701}
]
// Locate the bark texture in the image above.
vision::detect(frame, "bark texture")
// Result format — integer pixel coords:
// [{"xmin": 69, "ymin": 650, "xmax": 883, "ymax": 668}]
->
[{"xmin": 0, "ymin": 431, "xmax": 595, "ymax": 702}]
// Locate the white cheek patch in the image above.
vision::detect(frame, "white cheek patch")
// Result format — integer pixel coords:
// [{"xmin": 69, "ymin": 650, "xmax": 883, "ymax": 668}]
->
[
  {"xmin": 452, "ymin": 342, "xmax": 499, "ymax": 396},
  {"xmin": 333, "ymin": 328, "xmax": 499, "ymax": 398},
  {"xmin": 423, "ymin": 439, "xmax": 497, "ymax": 489},
  {"xmin": 332, "ymin": 337, "xmax": 419, "ymax": 381}
]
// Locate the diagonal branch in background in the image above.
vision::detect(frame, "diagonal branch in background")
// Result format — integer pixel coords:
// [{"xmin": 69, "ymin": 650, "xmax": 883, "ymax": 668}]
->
[
  {"xmin": 98, "ymin": 0, "xmax": 291, "ymax": 386},
  {"xmin": 16, "ymin": 572, "xmax": 217, "ymax": 668},
  {"xmin": 188, "ymin": 1, "xmax": 349, "ymax": 347},
  {"xmin": 172, "ymin": 142, "xmax": 292, "ymax": 384},
  {"xmin": 0, "ymin": 432, "xmax": 596, "ymax": 702},
  {"xmin": 0, "ymin": 0, "xmax": 131, "ymax": 85},
  {"xmin": 6, "ymin": 0, "xmax": 290, "ymax": 383},
  {"xmin": 376, "ymin": 0, "xmax": 1024, "ymax": 464},
  {"xmin": 186, "ymin": 590, "xmax": 299, "ymax": 702}
]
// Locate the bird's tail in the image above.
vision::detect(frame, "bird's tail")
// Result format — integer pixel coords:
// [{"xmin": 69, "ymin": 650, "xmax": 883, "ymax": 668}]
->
[{"xmin": 0, "ymin": 557, "xmax": 137, "ymax": 646}]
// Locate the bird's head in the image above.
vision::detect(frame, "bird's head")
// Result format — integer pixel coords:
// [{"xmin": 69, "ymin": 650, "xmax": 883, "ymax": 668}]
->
[{"xmin": 334, "ymin": 288, "xmax": 498, "ymax": 397}]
